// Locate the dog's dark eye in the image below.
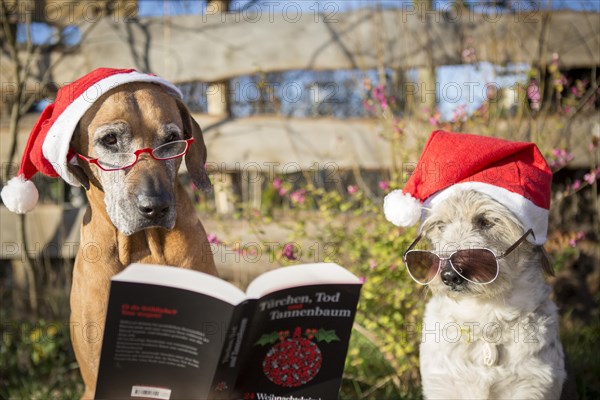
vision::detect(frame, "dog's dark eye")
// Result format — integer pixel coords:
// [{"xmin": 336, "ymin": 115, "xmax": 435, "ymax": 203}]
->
[
  {"xmin": 101, "ymin": 133, "xmax": 118, "ymax": 147},
  {"xmin": 165, "ymin": 132, "xmax": 179, "ymax": 143},
  {"xmin": 475, "ymin": 216, "xmax": 493, "ymax": 229},
  {"xmin": 431, "ymin": 221, "xmax": 444, "ymax": 231}
]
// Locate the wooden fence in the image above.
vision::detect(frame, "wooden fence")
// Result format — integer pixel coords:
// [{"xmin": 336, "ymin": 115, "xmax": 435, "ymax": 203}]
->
[{"xmin": 1, "ymin": 4, "xmax": 599, "ymax": 261}]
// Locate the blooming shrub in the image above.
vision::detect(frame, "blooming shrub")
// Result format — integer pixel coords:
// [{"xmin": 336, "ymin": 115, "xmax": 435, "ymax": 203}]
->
[{"xmin": 262, "ymin": 180, "xmax": 424, "ymax": 397}]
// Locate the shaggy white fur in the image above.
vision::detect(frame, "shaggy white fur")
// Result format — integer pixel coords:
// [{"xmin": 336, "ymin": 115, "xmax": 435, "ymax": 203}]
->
[{"xmin": 417, "ymin": 190, "xmax": 566, "ymax": 399}]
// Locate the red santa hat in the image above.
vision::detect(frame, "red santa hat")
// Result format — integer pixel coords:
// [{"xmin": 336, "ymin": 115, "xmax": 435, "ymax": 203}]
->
[
  {"xmin": 1, "ymin": 68, "xmax": 182, "ymax": 214},
  {"xmin": 383, "ymin": 130, "xmax": 552, "ymax": 245}
]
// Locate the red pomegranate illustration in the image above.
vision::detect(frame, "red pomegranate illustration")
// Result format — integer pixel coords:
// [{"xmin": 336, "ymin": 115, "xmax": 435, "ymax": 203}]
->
[{"xmin": 255, "ymin": 327, "xmax": 339, "ymax": 387}]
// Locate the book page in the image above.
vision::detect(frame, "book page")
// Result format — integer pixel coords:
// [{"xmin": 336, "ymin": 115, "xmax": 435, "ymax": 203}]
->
[
  {"xmin": 113, "ymin": 263, "xmax": 247, "ymax": 305},
  {"xmin": 246, "ymin": 263, "xmax": 361, "ymax": 298}
]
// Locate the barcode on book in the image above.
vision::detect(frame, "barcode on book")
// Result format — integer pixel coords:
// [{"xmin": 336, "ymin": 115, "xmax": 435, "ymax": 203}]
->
[{"xmin": 131, "ymin": 385, "xmax": 171, "ymax": 399}]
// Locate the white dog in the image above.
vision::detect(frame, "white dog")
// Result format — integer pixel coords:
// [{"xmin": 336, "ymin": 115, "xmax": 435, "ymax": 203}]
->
[{"xmin": 412, "ymin": 190, "xmax": 566, "ymax": 399}]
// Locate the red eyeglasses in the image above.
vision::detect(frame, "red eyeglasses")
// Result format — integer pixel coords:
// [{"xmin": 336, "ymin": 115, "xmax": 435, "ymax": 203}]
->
[{"xmin": 76, "ymin": 138, "xmax": 194, "ymax": 171}]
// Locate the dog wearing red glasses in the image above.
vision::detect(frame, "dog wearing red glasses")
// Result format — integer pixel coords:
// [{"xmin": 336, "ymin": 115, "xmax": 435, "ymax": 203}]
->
[
  {"xmin": 1, "ymin": 69, "xmax": 218, "ymax": 397},
  {"xmin": 416, "ymin": 190, "xmax": 566, "ymax": 399},
  {"xmin": 383, "ymin": 131, "xmax": 570, "ymax": 399},
  {"xmin": 67, "ymin": 81, "xmax": 218, "ymax": 398},
  {"xmin": 0, "ymin": 70, "xmax": 222, "ymax": 399}
]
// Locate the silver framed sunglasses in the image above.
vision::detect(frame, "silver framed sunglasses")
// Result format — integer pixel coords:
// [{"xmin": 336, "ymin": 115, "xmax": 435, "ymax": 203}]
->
[{"xmin": 402, "ymin": 228, "xmax": 535, "ymax": 285}]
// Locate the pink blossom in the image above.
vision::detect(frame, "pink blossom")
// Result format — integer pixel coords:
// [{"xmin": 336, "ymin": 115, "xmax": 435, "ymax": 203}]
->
[
  {"xmin": 571, "ymin": 180, "xmax": 582, "ymax": 191},
  {"xmin": 451, "ymin": 104, "xmax": 467, "ymax": 122},
  {"xmin": 369, "ymin": 259, "xmax": 377, "ymax": 270},
  {"xmin": 552, "ymin": 148, "xmax": 562, "ymax": 158},
  {"xmin": 207, "ymin": 233, "xmax": 221, "ymax": 245},
  {"xmin": 429, "ymin": 112, "xmax": 440, "ymax": 127},
  {"xmin": 347, "ymin": 185, "xmax": 358, "ymax": 195},
  {"xmin": 359, "ymin": 276, "xmax": 367, "ymax": 283},
  {"xmin": 282, "ymin": 243, "xmax": 297, "ymax": 260},
  {"xmin": 290, "ymin": 189, "xmax": 306, "ymax": 204},
  {"xmin": 569, "ymin": 231, "xmax": 586, "ymax": 248},
  {"xmin": 527, "ymin": 82, "xmax": 541, "ymax": 102},
  {"xmin": 549, "ymin": 148, "xmax": 574, "ymax": 170},
  {"xmin": 372, "ymin": 85, "xmax": 388, "ymax": 109},
  {"xmin": 527, "ymin": 81, "xmax": 541, "ymax": 110},
  {"xmin": 461, "ymin": 47, "xmax": 477, "ymax": 64},
  {"xmin": 278, "ymin": 187, "xmax": 288, "ymax": 196},
  {"xmin": 378, "ymin": 180, "xmax": 390, "ymax": 191},
  {"xmin": 583, "ymin": 170, "xmax": 598, "ymax": 185},
  {"xmin": 273, "ymin": 178, "xmax": 282, "ymax": 189}
]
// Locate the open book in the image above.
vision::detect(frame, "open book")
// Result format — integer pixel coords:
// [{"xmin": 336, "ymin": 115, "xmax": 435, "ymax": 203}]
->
[{"xmin": 95, "ymin": 263, "xmax": 363, "ymax": 400}]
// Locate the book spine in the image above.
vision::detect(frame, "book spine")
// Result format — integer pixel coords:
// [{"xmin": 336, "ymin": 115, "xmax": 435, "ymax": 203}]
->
[{"xmin": 209, "ymin": 299, "xmax": 257, "ymax": 399}]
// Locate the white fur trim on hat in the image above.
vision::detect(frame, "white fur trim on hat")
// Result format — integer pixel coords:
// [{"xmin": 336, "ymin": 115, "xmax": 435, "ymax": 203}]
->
[
  {"xmin": 424, "ymin": 182, "xmax": 549, "ymax": 245},
  {"xmin": 1, "ymin": 175, "xmax": 39, "ymax": 214},
  {"xmin": 42, "ymin": 71, "xmax": 182, "ymax": 186},
  {"xmin": 383, "ymin": 190, "xmax": 423, "ymax": 227}
]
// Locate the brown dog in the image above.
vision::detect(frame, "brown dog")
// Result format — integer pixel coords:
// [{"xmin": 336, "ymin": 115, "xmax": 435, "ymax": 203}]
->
[{"xmin": 67, "ymin": 82, "xmax": 217, "ymax": 398}]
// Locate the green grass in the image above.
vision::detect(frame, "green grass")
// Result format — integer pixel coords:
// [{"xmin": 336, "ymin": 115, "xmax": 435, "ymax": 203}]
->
[
  {"xmin": 1, "ymin": 291, "xmax": 597, "ymax": 400},
  {"xmin": 0, "ymin": 316, "xmax": 83, "ymax": 399},
  {"xmin": 561, "ymin": 319, "xmax": 600, "ymax": 399},
  {"xmin": 0, "ymin": 316, "xmax": 598, "ymax": 399}
]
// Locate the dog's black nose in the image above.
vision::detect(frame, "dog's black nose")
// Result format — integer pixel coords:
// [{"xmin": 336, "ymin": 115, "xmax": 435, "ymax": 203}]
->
[
  {"xmin": 136, "ymin": 192, "xmax": 171, "ymax": 220},
  {"xmin": 441, "ymin": 267, "xmax": 465, "ymax": 287}
]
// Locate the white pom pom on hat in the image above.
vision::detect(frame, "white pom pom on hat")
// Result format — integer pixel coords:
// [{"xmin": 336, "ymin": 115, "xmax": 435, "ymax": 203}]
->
[
  {"xmin": 382, "ymin": 130, "xmax": 553, "ymax": 245},
  {"xmin": 0, "ymin": 68, "xmax": 182, "ymax": 214},
  {"xmin": 1, "ymin": 176, "xmax": 39, "ymax": 214},
  {"xmin": 383, "ymin": 190, "xmax": 422, "ymax": 227}
]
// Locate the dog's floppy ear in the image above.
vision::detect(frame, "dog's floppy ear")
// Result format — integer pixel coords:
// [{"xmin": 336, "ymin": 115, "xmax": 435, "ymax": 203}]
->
[
  {"xmin": 67, "ymin": 162, "xmax": 90, "ymax": 191},
  {"xmin": 177, "ymin": 100, "xmax": 212, "ymax": 192},
  {"xmin": 539, "ymin": 246, "xmax": 555, "ymax": 276},
  {"xmin": 68, "ymin": 125, "xmax": 90, "ymax": 190}
]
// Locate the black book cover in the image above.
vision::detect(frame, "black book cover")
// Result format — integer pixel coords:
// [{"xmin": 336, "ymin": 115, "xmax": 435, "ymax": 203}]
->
[{"xmin": 95, "ymin": 281, "xmax": 234, "ymax": 399}]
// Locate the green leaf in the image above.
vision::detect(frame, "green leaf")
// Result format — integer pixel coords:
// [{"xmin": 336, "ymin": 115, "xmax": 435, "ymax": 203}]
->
[
  {"xmin": 315, "ymin": 329, "xmax": 340, "ymax": 343},
  {"xmin": 254, "ymin": 332, "xmax": 279, "ymax": 346}
]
